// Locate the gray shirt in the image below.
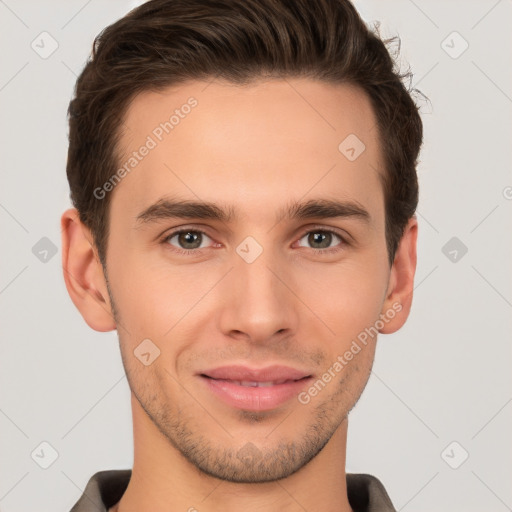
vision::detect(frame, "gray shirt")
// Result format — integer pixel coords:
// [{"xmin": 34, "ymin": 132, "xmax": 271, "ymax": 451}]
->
[{"xmin": 69, "ymin": 470, "xmax": 397, "ymax": 512}]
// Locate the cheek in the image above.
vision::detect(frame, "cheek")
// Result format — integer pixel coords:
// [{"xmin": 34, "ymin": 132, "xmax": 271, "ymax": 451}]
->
[
  {"xmin": 108, "ymin": 250, "xmax": 223, "ymax": 342},
  {"xmin": 294, "ymin": 257, "xmax": 388, "ymax": 343},
  {"xmin": 109, "ymin": 231, "xmax": 388, "ymax": 347}
]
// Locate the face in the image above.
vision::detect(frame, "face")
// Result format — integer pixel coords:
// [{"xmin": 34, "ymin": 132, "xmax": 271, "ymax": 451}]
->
[{"xmin": 95, "ymin": 79, "xmax": 401, "ymax": 482}]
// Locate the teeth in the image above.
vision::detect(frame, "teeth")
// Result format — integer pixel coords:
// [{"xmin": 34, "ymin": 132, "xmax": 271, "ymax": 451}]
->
[
  {"xmin": 207, "ymin": 377, "xmax": 298, "ymax": 387},
  {"xmin": 236, "ymin": 380, "xmax": 288, "ymax": 387}
]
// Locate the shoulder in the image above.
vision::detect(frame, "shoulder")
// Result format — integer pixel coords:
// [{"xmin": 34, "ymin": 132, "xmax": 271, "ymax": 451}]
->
[
  {"xmin": 346, "ymin": 473, "xmax": 396, "ymax": 512},
  {"xmin": 69, "ymin": 469, "xmax": 131, "ymax": 512}
]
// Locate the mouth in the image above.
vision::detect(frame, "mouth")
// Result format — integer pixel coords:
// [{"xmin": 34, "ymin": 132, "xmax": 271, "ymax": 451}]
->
[
  {"xmin": 201, "ymin": 377, "xmax": 306, "ymax": 387},
  {"xmin": 198, "ymin": 365, "xmax": 313, "ymax": 411}
]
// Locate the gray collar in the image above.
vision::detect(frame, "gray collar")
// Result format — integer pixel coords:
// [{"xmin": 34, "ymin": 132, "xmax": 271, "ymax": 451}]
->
[{"xmin": 70, "ymin": 469, "xmax": 396, "ymax": 512}]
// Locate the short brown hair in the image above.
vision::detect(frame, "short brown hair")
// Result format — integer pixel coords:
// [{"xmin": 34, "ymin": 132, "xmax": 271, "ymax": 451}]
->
[{"xmin": 66, "ymin": 0, "xmax": 422, "ymax": 268}]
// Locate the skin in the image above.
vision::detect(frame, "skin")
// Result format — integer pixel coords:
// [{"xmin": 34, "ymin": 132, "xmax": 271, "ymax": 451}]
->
[{"xmin": 61, "ymin": 78, "xmax": 417, "ymax": 512}]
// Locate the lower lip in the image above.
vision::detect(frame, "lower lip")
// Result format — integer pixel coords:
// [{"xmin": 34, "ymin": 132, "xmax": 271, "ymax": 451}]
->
[{"xmin": 200, "ymin": 376, "xmax": 312, "ymax": 411}]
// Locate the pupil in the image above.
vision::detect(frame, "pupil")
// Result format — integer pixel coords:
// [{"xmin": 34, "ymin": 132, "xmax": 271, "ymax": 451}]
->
[
  {"xmin": 310, "ymin": 232, "xmax": 330, "ymax": 249},
  {"xmin": 177, "ymin": 231, "xmax": 332, "ymax": 250},
  {"xmin": 180, "ymin": 231, "xmax": 201, "ymax": 249}
]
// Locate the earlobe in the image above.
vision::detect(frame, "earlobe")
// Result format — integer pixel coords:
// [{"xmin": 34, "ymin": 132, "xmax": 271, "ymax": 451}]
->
[
  {"xmin": 60, "ymin": 208, "xmax": 117, "ymax": 332},
  {"xmin": 378, "ymin": 216, "xmax": 418, "ymax": 334}
]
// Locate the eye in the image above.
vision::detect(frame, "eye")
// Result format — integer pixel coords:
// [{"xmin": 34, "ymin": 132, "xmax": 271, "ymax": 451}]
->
[
  {"xmin": 296, "ymin": 229, "xmax": 345, "ymax": 253},
  {"xmin": 160, "ymin": 226, "xmax": 348, "ymax": 257},
  {"xmin": 163, "ymin": 229, "xmax": 214, "ymax": 252}
]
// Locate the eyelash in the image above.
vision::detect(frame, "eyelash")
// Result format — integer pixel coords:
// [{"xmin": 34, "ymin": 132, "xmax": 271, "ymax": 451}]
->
[{"xmin": 160, "ymin": 226, "xmax": 349, "ymax": 257}]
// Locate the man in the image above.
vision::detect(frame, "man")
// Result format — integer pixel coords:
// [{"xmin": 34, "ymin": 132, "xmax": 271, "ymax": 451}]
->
[{"xmin": 61, "ymin": 0, "xmax": 422, "ymax": 510}]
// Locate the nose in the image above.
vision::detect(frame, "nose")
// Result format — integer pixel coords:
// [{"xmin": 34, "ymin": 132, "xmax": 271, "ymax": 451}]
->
[{"xmin": 217, "ymin": 245, "xmax": 299, "ymax": 345}]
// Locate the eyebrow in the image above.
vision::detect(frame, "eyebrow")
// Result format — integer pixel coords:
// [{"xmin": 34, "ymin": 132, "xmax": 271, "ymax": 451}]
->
[{"xmin": 134, "ymin": 197, "xmax": 371, "ymax": 227}]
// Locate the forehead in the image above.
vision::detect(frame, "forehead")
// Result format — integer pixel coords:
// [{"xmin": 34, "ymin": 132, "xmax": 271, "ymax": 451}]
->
[{"xmin": 112, "ymin": 78, "xmax": 384, "ymax": 227}]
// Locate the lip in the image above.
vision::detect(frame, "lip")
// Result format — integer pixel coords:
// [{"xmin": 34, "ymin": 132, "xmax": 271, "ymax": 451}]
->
[{"xmin": 199, "ymin": 365, "xmax": 313, "ymax": 411}]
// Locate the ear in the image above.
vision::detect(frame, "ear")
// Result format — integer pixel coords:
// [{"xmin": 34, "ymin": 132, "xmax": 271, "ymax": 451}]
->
[
  {"xmin": 60, "ymin": 208, "xmax": 116, "ymax": 332},
  {"xmin": 378, "ymin": 215, "xmax": 418, "ymax": 334}
]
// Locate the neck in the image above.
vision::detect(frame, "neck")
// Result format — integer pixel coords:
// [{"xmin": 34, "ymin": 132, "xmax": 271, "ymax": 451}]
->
[{"xmin": 112, "ymin": 394, "xmax": 353, "ymax": 512}]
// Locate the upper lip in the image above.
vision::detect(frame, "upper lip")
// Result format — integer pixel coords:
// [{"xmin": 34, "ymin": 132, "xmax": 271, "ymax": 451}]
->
[{"xmin": 200, "ymin": 365, "xmax": 311, "ymax": 383}]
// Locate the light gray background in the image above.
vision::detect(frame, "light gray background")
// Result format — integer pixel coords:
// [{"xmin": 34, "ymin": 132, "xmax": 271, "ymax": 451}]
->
[{"xmin": 1, "ymin": 1, "xmax": 511, "ymax": 511}]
